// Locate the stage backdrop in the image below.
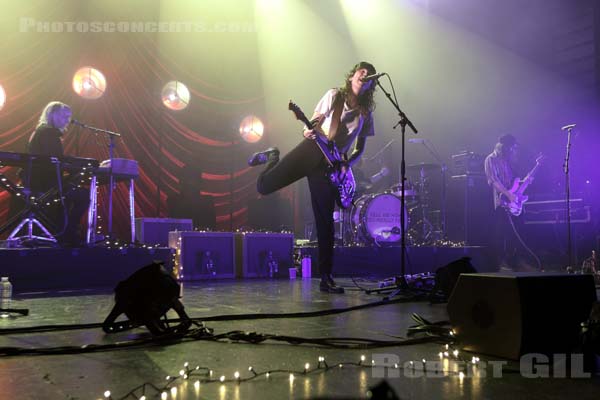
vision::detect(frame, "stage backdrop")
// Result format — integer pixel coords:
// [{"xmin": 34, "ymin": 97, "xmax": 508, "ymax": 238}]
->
[{"xmin": 1, "ymin": 0, "xmax": 599, "ymax": 240}]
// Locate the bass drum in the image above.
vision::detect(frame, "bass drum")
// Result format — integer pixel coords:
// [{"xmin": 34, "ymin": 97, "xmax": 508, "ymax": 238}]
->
[{"xmin": 351, "ymin": 193, "xmax": 409, "ymax": 244}]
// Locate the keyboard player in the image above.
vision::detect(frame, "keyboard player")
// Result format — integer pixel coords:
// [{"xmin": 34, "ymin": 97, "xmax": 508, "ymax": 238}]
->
[{"xmin": 23, "ymin": 101, "xmax": 90, "ymax": 246}]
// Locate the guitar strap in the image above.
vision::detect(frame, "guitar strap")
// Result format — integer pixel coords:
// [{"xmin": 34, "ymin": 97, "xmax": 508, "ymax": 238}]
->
[{"xmin": 327, "ymin": 91, "xmax": 345, "ymax": 142}]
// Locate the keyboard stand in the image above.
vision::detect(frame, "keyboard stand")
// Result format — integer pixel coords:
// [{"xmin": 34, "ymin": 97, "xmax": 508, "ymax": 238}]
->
[
  {"xmin": 87, "ymin": 170, "xmax": 137, "ymax": 245},
  {"xmin": 7, "ymin": 216, "xmax": 57, "ymax": 245}
]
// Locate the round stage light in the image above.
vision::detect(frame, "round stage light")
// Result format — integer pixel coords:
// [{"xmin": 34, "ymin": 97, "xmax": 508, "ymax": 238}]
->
[
  {"xmin": 0, "ymin": 84, "xmax": 5, "ymax": 111},
  {"xmin": 161, "ymin": 81, "xmax": 190, "ymax": 111},
  {"xmin": 239, "ymin": 115, "xmax": 264, "ymax": 143},
  {"xmin": 73, "ymin": 67, "xmax": 107, "ymax": 99}
]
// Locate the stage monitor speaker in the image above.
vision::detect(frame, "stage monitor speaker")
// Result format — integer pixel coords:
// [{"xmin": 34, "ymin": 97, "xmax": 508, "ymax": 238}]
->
[{"xmin": 447, "ymin": 272, "xmax": 597, "ymax": 360}]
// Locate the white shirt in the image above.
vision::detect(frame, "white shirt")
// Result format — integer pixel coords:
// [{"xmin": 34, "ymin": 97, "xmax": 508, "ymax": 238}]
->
[{"xmin": 313, "ymin": 88, "xmax": 375, "ymax": 154}]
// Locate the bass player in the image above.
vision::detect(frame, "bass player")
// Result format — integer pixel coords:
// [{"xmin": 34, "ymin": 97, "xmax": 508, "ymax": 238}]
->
[{"xmin": 484, "ymin": 134, "xmax": 537, "ymax": 270}]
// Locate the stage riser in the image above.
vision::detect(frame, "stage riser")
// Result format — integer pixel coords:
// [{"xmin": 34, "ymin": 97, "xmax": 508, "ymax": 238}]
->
[
  {"xmin": 1, "ymin": 246, "xmax": 489, "ymax": 293},
  {"xmin": 301, "ymin": 246, "xmax": 491, "ymax": 276},
  {"xmin": 0, "ymin": 248, "xmax": 174, "ymax": 293}
]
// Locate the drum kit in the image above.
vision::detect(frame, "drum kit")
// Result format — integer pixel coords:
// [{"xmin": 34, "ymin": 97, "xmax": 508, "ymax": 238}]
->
[{"xmin": 334, "ymin": 163, "xmax": 445, "ymax": 246}]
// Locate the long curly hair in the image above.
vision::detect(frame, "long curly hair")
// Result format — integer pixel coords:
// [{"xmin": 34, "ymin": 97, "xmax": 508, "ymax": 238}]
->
[
  {"xmin": 337, "ymin": 61, "xmax": 377, "ymax": 116},
  {"xmin": 37, "ymin": 101, "xmax": 71, "ymax": 132}
]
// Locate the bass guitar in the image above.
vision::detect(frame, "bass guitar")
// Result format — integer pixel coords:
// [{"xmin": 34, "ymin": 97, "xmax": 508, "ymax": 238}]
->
[
  {"xmin": 502, "ymin": 154, "xmax": 545, "ymax": 216},
  {"xmin": 288, "ymin": 100, "xmax": 356, "ymax": 209}
]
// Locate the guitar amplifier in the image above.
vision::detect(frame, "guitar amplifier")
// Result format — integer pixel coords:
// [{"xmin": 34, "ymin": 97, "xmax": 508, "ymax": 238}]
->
[
  {"xmin": 135, "ymin": 218, "xmax": 193, "ymax": 246},
  {"xmin": 451, "ymin": 151, "xmax": 485, "ymax": 175},
  {"xmin": 446, "ymin": 174, "xmax": 492, "ymax": 245},
  {"xmin": 235, "ymin": 232, "xmax": 294, "ymax": 278},
  {"xmin": 168, "ymin": 231, "xmax": 236, "ymax": 280}
]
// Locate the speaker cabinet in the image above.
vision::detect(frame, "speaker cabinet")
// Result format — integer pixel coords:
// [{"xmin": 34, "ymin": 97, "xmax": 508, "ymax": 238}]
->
[
  {"xmin": 447, "ymin": 272, "xmax": 597, "ymax": 359},
  {"xmin": 446, "ymin": 174, "xmax": 492, "ymax": 245},
  {"xmin": 169, "ymin": 231, "xmax": 236, "ymax": 280},
  {"xmin": 135, "ymin": 218, "xmax": 193, "ymax": 246},
  {"xmin": 235, "ymin": 232, "xmax": 294, "ymax": 278}
]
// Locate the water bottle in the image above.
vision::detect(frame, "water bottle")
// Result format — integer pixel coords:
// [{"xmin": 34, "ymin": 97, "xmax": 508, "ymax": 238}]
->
[
  {"xmin": 0, "ymin": 277, "xmax": 12, "ymax": 318},
  {"xmin": 301, "ymin": 254, "xmax": 312, "ymax": 279}
]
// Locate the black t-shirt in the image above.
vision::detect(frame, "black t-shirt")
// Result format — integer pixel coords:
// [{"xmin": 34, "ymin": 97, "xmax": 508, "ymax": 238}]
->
[{"xmin": 24, "ymin": 125, "xmax": 64, "ymax": 193}]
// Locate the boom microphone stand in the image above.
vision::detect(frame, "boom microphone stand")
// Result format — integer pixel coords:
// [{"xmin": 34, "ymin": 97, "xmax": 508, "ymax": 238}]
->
[
  {"xmin": 562, "ymin": 123, "xmax": 575, "ymax": 270},
  {"xmin": 370, "ymin": 75, "xmax": 418, "ymax": 300}
]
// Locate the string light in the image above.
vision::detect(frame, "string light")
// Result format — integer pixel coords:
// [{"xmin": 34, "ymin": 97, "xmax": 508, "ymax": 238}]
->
[{"xmin": 102, "ymin": 352, "xmax": 480, "ymax": 400}]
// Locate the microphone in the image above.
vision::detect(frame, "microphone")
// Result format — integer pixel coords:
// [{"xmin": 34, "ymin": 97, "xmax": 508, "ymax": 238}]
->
[
  {"xmin": 408, "ymin": 138, "xmax": 425, "ymax": 144},
  {"xmin": 71, "ymin": 118, "xmax": 86, "ymax": 127},
  {"xmin": 360, "ymin": 72, "xmax": 386, "ymax": 82},
  {"xmin": 561, "ymin": 124, "xmax": 576, "ymax": 131}
]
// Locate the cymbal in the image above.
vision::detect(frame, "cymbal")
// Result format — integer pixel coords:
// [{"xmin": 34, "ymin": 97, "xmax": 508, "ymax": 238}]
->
[{"xmin": 407, "ymin": 163, "xmax": 441, "ymax": 172}]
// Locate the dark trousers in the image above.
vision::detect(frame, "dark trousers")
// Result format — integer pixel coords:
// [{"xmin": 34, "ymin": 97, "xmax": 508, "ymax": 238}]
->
[
  {"xmin": 490, "ymin": 207, "xmax": 523, "ymax": 269},
  {"xmin": 257, "ymin": 139, "xmax": 337, "ymax": 275},
  {"xmin": 61, "ymin": 186, "xmax": 90, "ymax": 242}
]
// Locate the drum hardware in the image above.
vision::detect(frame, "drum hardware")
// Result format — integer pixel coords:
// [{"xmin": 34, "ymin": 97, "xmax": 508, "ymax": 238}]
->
[
  {"xmin": 407, "ymin": 137, "xmax": 448, "ymax": 240},
  {"xmin": 333, "ymin": 207, "xmax": 355, "ymax": 246},
  {"xmin": 404, "ymin": 160, "xmax": 448, "ymax": 245}
]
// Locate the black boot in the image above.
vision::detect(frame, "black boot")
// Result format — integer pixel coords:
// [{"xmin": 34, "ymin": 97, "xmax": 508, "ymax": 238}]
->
[
  {"xmin": 319, "ymin": 274, "xmax": 344, "ymax": 294},
  {"xmin": 247, "ymin": 147, "xmax": 280, "ymax": 166}
]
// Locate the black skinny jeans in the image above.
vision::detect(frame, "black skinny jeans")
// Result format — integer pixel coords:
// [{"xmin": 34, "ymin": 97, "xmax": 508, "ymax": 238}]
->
[{"xmin": 257, "ymin": 139, "xmax": 337, "ymax": 275}]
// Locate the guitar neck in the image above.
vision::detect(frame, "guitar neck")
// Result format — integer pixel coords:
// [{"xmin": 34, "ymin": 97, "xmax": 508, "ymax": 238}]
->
[
  {"xmin": 289, "ymin": 101, "xmax": 336, "ymax": 166},
  {"xmin": 299, "ymin": 113, "xmax": 335, "ymax": 165},
  {"xmin": 519, "ymin": 163, "xmax": 541, "ymax": 192}
]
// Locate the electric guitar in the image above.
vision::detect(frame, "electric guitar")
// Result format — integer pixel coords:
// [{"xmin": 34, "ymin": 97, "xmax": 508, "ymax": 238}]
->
[
  {"xmin": 288, "ymin": 100, "xmax": 356, "ymax": 209},
  {"xmin": 501, "ymin": 154, "xmax": 545, "ymax": 216}
]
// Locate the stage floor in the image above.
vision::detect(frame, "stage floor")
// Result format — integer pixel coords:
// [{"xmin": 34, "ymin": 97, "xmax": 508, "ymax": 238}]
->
[{"xmin": 1, "ymin": 279, "xmax": 598, "ymax": 400}]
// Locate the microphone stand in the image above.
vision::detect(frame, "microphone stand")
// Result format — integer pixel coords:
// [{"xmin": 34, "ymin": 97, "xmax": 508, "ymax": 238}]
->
[
  {"xmin": 563, "ymin": 125, "xmax": 574, "ymax": 270},
  {"xmin": 74, "ymin": 121, "xmax": 121, "ymax": 237},
  {"xmin": 369, "ymin": 76, "xmax": 418, "ymax": 300}
]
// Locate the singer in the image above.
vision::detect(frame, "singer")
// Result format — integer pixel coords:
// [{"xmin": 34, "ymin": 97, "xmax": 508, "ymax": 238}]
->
[
  {"xmin": 247, "ymin": 61, "xmax": 377, "ymax": 293},
  {"xmin": 24, "ymin": 101, "xmax": 90, "ymax": 246}
]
